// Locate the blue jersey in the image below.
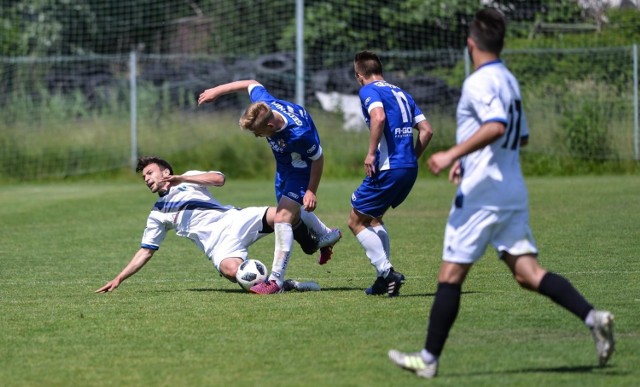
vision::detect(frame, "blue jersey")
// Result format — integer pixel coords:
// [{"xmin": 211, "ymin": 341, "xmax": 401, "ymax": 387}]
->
[
  {"xmin": 248, "ymin": 85, "xmax": 323, "ymax": 187},
  {"xmin": 359, "ymin": 81, "xmax": 427, "ymax": 171}
]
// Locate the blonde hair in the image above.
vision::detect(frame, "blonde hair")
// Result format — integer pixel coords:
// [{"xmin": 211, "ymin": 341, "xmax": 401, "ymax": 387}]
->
[{"xmin": 239, "ymin": 102, "xmax": 273, "ymax": 132}]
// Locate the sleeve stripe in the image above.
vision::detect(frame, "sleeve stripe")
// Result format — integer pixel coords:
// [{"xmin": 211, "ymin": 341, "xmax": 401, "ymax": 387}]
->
[{"xmin": 367, "ymin": 101, "xmax": 384, "ymax": 113}]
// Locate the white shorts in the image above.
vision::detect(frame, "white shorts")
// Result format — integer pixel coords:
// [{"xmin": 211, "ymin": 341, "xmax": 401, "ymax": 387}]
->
[
  {"xmin": 442, "ymin": 207, "xmax": 538, "ymax": 264},
  {"xmin": 206, "ymin": 207, "xmax": 271, "ymax": 271}
]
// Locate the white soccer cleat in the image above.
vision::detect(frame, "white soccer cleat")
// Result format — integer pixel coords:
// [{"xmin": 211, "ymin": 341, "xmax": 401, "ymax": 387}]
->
[
  {"xmin": 317, "ymin": 228, "xmax": 342, "ymax": 249},
  {"xmin": 388, "ymin": 350, "xmax": 438, "ymax": 379},
  {"xmin": 591, "ymin": 310, "xmax": 615, "ymax": 366},
  {"xmin": 317, "ymin": 228, "xmax": 342, "ymax": 265},
  {"xmin": 283, "ymin": 279, "xmax": 321, "ymax": 292}
]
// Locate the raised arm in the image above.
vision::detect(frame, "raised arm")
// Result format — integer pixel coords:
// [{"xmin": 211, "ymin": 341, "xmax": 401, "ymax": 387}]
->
[
  {"xmin": 161, "ymin": 171, "xmax": 226, "ymax": 187},
  {"xmin": 95, "ymin": 248, "xmax": 156, "ymax": 293},
  {"xmin": 198, "ymin": 80, "xmax": 261, "ymax": 105}
]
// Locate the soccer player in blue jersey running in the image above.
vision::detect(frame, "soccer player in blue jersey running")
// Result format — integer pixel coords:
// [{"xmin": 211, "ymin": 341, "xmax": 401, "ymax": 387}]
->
[
  {"xmin": 95, "ymin": 156, "xmax": 327, "ymax": 294},
  {"xmin": 350, "ymin": 51, "xmax": 434, "ymax": 297},
  {"xmin": 198, "ymin": 81, "xmax": 341, "ymax": 294},
  {"xmin": 388, "ymin": 8, "xmax": 614, "ymax": 378}
]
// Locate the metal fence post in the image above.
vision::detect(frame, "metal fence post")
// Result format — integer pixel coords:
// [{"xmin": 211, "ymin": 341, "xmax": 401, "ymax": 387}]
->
[
  {"xmin": 295, "ymin": 0, "xmax": 304, "ymax": 107},
  {"xmin": 130, "ymin": 51, "xmax": 138, "ymax": 170},
  {"xmin": 633, "ymin": 44, "xmax": 638, "ymax": 160}
]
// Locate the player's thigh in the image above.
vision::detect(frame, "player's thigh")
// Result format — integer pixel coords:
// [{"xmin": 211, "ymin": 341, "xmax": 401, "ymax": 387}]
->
[
  {"xmin": 276, "ymin": 175, "xmax": 308, "ymax": 205},
  {"xmin": 442, "ymin": 207, "xmax": 497, "ymax": 264},
  {"xmin": 211, "ymin": 207, "xmax": 270, "ymax": 268},
  {"xmin": 351, "ymin": 168, "xmax": 416, "ymax": 218},
  {"xmin": 492, "ymin": 210, "xmax": 538, "ymax": 258}
]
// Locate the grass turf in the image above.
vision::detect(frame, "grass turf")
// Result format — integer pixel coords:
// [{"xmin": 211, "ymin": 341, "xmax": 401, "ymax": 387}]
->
[{"xmin": 1, "ymin": 176, "xmax": 638, "ymax": 386}]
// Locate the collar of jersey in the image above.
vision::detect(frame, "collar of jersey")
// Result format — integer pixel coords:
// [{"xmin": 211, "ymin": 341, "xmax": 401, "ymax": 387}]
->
[
  {"xmin": 476, "ymin": 59, "xmax": 503, "ymax": 71},
  {"xmin": 273, "ymin": 111, "xmax": 287, "ymax": 131}
]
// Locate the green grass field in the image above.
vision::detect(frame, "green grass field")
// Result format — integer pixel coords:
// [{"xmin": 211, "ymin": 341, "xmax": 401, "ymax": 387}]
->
[{"xmin": 1, "ymin": 176, "xmax": 639, "ymax": 386}]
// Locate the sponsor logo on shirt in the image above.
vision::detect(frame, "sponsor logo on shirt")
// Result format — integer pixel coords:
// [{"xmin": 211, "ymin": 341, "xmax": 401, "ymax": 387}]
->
[
  {"xmin": 307, "ymin": 144, "xmax": 317, "ymax": 154},
  {"xmin": 271, "ymin": 101, "xmax": 303, "ymax": 126},
  {"xmin": 268, "ymin": 138, "xmax": 287, "ymax": 153},
  {"xmin": 394, "ymin": 127, "xmax": 413, "ymax": 137}
]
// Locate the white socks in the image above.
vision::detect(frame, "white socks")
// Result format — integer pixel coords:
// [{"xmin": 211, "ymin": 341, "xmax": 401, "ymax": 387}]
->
[
  {"xmin": 585, "ymin": 309, "xmax": 595, "ymax": 328},
  {"xmin": 421, "ymin": 349, "xmax": 438, "ymax": 364},
  {"xmin": 270, "ymin": 223, "xmax": 293, "ymax": 286},
  {"xmin": 356, "ymin": 225, "xmax": 391, "ymax": 277},
  {"xmin": 300, "ymin": 209, "xmax": 331, "ymax": 236}
]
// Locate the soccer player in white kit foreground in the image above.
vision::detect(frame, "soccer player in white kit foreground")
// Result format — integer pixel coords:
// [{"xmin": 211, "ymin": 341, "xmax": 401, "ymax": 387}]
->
[
  {"xmin": 388, "ymin": 8, "xmax": 614, "ymax": 378},
  {"xmin": 95, "ymin": 156, "xmax": 330, "ymax": 294}
]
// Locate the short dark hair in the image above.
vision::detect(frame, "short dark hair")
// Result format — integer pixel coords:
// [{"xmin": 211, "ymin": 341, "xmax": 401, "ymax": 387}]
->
[
  {"xmin": 136, "ymin": 156, "xmax": 174, "ymax": 175},
  {"xmin": 469, "ymin": 8, "xmax": 505, "ymax": 54},
  {"xmin": 354, "ymin": 50, "xmax": 383, "ymax": 77}
]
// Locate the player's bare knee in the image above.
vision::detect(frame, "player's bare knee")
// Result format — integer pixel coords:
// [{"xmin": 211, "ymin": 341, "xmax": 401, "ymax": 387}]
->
[
  {"xmin": 219, "ymin": 257, "xmax": 242, "ymax": 281},
  {"xmin": 513, "ymin": 273, "xmax": 537, "ymax": 291}
]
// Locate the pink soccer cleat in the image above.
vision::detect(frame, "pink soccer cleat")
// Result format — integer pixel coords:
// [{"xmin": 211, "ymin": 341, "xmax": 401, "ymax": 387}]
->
[{"xmin": 249, "ymin": 280, "xmax": 283, "ymax": 295}]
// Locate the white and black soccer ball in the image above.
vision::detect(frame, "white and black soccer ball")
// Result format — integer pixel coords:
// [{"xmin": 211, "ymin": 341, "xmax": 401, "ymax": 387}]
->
[{"xmin": 235, "ymin": 259, "xmax": 268, "ymax": 291}]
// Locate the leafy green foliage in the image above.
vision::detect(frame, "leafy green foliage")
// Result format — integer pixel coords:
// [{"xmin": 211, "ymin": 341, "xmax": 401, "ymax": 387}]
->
[{"xmin": 561, "ymin": 97, "xmax": 614, "ymax": 161}]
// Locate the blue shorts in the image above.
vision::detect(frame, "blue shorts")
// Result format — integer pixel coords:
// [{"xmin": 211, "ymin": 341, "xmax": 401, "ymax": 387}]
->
[
  {"xmin": 275, "ymin": 174, "xmax": 308, "ymax": 205},
  {"xmin": 351, "ymin": 168, "xmax": 418, "ymax": 218}
]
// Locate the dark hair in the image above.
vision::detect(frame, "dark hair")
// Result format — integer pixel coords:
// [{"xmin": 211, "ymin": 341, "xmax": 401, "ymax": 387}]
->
[
  {"xmin": 136, "ymin": 156, "xmax": 174, "ymax": 175},
  {"xmin": 469, "ymin": 8, "xmax": 505, "ymax": 54},
  {"xmin": 354, "ymin": 50, "xmax": 383, "ymax": 77}
]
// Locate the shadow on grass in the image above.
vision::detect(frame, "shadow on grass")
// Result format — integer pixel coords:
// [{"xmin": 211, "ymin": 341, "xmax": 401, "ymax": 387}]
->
[
  {"xmin": 449, "ymin": 364, "xmax": 624, "ymax": 377},
  {"xmin": 185, "ymin": 288, "xmax": 480, "ymax": 296},
  {"xmin": 187, "ymin": 287, "xmax": 245, "ymax": 293},
  {"xmin": 401, "ymin": 290, "xmax": 479, "ymax": 298}
]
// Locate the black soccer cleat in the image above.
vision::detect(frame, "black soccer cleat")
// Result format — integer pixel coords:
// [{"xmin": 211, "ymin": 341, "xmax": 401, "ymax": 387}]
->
[
  {"xmin": 385, "ymin": 269, "xmax": 405, "ymax": 297},
  {"xmin": 365, "ymin": 268, "xmax": 405, "ymax": 297}
]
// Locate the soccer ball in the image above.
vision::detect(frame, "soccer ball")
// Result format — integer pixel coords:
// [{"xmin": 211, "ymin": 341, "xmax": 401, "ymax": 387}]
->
[{"xmin": 235, "ymin": 259, "xmax": 269, "ymax": 291}]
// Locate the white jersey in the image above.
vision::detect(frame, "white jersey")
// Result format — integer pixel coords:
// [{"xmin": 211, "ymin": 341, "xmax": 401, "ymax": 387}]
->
[
  {"xmin": 141, "ymin": 170, "xmax": 234, "ymax": 257},
  {"xmin": 455, "ymin": 60, "xmax": 529, "ymax": 210}
]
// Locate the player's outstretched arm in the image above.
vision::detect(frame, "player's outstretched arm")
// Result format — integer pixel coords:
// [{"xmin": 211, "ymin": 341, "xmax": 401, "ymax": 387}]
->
[
  {"xmin": 161, "ymin": 171, "xmax": 225, "ymax": 187},
  {"xmin": 95, "ymin": 248, "xmax": 156, "ymax": 293},
  {"xmin": 428, "ymin": 121, "xmax": 505, "ymax": 175},
  {"xmin": 198, "ymin": 80, "xmax": 261, "ymax": 105}
]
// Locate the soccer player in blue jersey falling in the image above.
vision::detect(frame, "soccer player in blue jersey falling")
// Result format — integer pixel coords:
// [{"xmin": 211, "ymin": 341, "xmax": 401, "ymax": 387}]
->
[
  {"xmin": 198, "ymin": 81, "xmax": 341, "ymax": 294},
  {"xmin": 388, "ymin": 8, "xmax": 614, "ymax": 378},
  {"xmin": 350, "ymin": 51, "xmax": 434, "ymax": 297}
]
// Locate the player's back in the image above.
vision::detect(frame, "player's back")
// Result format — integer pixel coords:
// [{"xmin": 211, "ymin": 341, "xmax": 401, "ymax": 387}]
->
[
  {"xmin": 359, "ymin": 81, "xmax": 424, "ymax": 170},
  {"xmin": 456, "ymin": 61, "xmax": 529, "ymax": 211}
]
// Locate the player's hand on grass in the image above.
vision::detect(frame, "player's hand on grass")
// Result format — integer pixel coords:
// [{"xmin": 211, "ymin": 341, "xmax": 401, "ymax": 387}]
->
[
  {"xmin": 303, "ymin": 191, "xmax": 317, "ymax": 212},
  {"xmin": 95, "ymin": 279, "xmax": 121, "ymax": 293}
]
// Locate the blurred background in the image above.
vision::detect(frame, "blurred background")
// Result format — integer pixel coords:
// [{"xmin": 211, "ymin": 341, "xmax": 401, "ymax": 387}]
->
[{"xmin": 1, "ymin": 0, "xmax": 639, "ymax": 180}]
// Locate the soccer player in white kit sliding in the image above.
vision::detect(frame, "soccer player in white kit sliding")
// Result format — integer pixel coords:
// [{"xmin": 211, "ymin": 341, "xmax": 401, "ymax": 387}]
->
[
  {"xmin": 388, "ymin": 8, "xmax": 614, "ymax": 378},
  {"xmin": 95, "ymin": 156, "xmax": 329, "ymax": 293}
]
